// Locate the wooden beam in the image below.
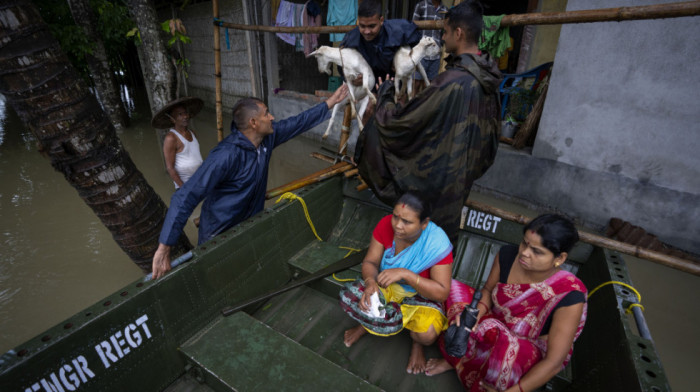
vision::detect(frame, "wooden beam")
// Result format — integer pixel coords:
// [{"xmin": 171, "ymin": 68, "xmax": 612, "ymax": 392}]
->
[
  {"xmin": 215, "ymin": 1, "xmax": 700, "ymax": 33},
  {"xmin": 465, "ymin": 200, "xmax": 700, "ymax": 277}
]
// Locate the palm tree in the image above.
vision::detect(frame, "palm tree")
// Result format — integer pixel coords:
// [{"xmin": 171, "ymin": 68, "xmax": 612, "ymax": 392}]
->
[
  {"xmin": 0, "ymin": 0, "xmax": 192, "ymax": 272},
  {"xmin": 67, "ymin": 0, "xmax": 130, "ymax": 130},
  {"xmin": 127, "ymin": 0, "xmax": 175, "ymax": 116}
]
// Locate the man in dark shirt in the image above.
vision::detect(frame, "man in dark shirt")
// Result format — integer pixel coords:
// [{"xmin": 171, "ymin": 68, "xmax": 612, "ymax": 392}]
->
[
  {"xmin": 151, "ymin": 85, "xmax": 348, "ymax": 279},
  {"xmin": 340, "ymin": 0, "xmax": 422, "ymax": 84}
]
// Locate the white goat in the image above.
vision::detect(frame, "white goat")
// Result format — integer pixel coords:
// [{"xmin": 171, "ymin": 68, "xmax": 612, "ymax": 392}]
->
[
  {"xmin": 393, "ymin": 36, "xmax": 441, "ymax": 101},
  {"xmin": 308, "ymin": 46, "xmax": 376, "ymax": 139}
]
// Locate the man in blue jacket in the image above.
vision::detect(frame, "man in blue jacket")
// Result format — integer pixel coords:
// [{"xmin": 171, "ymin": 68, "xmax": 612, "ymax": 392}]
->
[
  {"xmin": 341, "ymin": 0, "xmax": 422, "ymax": 83},
  {"xmin": 151, "ymin": 85, "xmax": 348, "ymax": 279}
]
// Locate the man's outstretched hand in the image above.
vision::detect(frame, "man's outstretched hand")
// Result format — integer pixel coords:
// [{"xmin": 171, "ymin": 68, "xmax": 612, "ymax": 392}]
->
[{"xmin": 326, "ymin": 84, "xmax": 349, "ymax": 109}]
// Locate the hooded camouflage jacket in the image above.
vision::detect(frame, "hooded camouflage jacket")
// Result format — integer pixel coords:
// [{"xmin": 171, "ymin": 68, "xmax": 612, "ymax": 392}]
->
[{"xmin": 355, "ymin": 53, "xmax": 502, "ymax": 240}]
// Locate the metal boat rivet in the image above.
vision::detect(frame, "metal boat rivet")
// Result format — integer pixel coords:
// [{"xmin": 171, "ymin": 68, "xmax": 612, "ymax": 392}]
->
[
  {"xmin": 120, "ymin": 291, "xmax": 128, "ymax": 296},
  {"xmin": 103, "ymin": 301, "xmax": 111, "ymax": 306},
  {"xmin": 41, "ymin": 335, "xmax": 51, "ymax": 342},
  {"xmin": 17, "ymin": 349, "xmax": 28, "ymax": 357},
  {"xmin": 64, "ymin": 323, "xmax": 73, "ymax": 329}
]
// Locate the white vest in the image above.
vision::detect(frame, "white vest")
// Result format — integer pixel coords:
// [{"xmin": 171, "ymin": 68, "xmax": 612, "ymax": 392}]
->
[{"xmin": 169, "ymin": 129, "xmax": 203, "ymax": 188}]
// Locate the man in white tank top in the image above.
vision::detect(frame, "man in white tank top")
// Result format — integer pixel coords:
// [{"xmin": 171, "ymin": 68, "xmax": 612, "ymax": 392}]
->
[{"xmin": 152, "ymin": 97, "xmax": 204, "ymax": 189}]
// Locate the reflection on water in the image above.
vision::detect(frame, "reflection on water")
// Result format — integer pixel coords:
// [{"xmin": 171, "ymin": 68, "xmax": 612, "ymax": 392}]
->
[{"xmin": 0, "ymin": 90, "xmax": 327, "ymax": 353}]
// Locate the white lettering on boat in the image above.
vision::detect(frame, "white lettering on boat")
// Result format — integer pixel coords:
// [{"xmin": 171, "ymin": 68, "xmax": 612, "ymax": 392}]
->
[
  {"xmin": 95, "ymin": 314, "xmax": 152, "ymax": 369},
  {"xmin": 22, "ymin": 314, "xmax": 153, "ymax": 391},
  {"xmin": 23, "ymin": 355, "xmax": 95, "ymax": 392},
  {"xmin": 460, "ymin": 207, "xmax": 501, "ymax": 233}
]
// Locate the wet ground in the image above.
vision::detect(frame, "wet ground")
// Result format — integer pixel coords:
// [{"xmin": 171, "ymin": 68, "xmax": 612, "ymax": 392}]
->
[{"xmin": 0, "ymin": 94, "xmax": 696, "ymax": 390}]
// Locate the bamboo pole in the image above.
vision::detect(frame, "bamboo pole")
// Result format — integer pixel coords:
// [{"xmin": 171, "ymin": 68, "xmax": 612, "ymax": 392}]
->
[
  {"xmin": 215, "ymin": 1, "xmax": 700, "ymax": 33},
  {"xmin": 310, "ymin": 152, "xmax": 336, "ymax": 163},
  {"xmin": 212, "ymin": 0, "xmax": 224, "ymax": 141},
  {"xmin": 241, "ymin": 0, "xmax": 258, "ymax": 99},
  {"xmin": 465, "ymin": 200, "xmax": 700, "ymax": 277},
  {"xmin": 339, "ymin": 105, "xmax": 352, "ymax": 156},
  {"xmin": 265, "ymin": 162, "xmax": 353, "ymax": 199}
]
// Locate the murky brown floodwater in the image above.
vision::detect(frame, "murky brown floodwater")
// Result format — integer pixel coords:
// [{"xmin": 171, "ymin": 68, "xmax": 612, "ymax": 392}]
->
[
  {"xmin": 0, "ymin": 92, "xmax": 696, "ymax": 390},
  {"xmin": 0, "ymin": 91, "xmax": 327, "ymax": 355}
]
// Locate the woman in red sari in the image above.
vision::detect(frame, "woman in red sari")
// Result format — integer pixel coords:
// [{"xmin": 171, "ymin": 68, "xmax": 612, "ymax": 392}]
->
[{"xmin": 425, "ymin": 214, "xmax": 587, "ymax": 392}]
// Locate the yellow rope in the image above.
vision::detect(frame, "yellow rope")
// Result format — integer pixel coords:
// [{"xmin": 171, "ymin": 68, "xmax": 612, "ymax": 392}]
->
[
  {"xmin": 274, "ymin": 194, "xmax": 361, "ymax": 281},
  {"xmin": 332, "ymin": 274, "xmax": 356, "ymax": 282},
  {"xmin": 275, "ymin": 192, "xmax": 322, "ymax": 242},
  {"xmin": 333, "ymin": 247, "xmax": 363, "ymax": 282},
  {"xmin": 339, "ymin": 246, "xmax": 361, "ymax": 258},
  {"xmin": 588, "ymin": 281, "xmax": 645, "ymax": 314}
]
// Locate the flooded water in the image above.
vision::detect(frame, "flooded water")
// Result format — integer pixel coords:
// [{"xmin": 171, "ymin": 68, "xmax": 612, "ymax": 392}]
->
[
  {"xmin": 0, "ymin": 92, "xmax": 328, "ymax": 355},
  {"xmin": 0, "ymin": 92, "xmax": 696, "ymax": 390}
]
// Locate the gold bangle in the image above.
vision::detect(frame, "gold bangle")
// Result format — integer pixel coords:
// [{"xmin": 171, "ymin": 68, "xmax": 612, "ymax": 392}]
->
[{"xmin": 416, "ymin": 276, "xmax": 420, "ymax": 286}]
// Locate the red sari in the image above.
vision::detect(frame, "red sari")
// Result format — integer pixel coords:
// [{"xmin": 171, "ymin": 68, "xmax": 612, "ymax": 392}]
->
[{"xmin": 439, "ymin": 271, "xmax": 587, "ymax": 391}]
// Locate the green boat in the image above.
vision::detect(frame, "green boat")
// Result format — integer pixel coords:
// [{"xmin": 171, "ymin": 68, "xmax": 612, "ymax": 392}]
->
[{"xmin": 0, "ymin": 176, "xmax": 669, "ymax": 391}]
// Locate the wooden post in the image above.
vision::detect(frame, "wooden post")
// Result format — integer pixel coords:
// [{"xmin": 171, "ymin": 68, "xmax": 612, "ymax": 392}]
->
[
  {"xmin": 241, "ymin": 0, "xmax": 258, "ymax": 98},
  {"xmin": 338, "ymin": 105, "xmax": 352, "ymax": 155},
  {"xmin": 212, "ymin": 0, "xmax": 224, "ymax": 141}
]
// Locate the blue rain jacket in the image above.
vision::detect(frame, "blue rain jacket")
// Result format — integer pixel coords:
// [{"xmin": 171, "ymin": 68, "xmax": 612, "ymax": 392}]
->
[
  {"xmin": 159, "ymin": 102, "xmax": 330, "ymax": 246},
  {"xmin": 341, "ymin": 19, "xmax": 421, "ymax": 79}
]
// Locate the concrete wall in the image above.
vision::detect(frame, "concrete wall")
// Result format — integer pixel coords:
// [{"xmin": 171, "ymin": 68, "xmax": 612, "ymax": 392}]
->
[
  {"xmin": 175, "ymin": 0, "xmax": 255, "ymax": 110},
  {"xmin": 525, "ymin": 0, "xmax": 567, "ymax": 70},
  {"xmin": 480, "ymin": 0, "xmax": 700, "ymax": 253}
]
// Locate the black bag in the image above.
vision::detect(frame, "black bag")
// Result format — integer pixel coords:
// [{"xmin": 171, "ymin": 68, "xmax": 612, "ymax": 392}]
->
[{"xmin": 444, "ymin": 291, "xmax": 481, "ymax": 357}]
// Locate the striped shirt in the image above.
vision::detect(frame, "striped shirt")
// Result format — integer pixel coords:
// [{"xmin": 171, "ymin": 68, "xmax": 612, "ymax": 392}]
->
[{"xmin": 412, "ymin": 0, "xmax": 447, "ymax": 60}]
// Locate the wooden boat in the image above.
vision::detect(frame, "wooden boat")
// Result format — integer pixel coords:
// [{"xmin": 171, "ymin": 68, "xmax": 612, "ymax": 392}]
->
[{"xmin": 0, "ymin": 176, "xmax": 669, "ymax": 391}]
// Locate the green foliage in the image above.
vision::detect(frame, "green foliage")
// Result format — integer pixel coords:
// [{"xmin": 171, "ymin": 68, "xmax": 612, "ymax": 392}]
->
[
  {"xmin": 126, "ymin": 27, "xmax": 141, "ymax": 45},
  {"xmin": 92, "ymin": 0, "xmax": 135, "ymax": 53},
  {"xmin": 160, "ymin": 19, "xmax": 191, "ymax": 46},
  {"xmin": 506, "ymin": 88, "xmax": 538, "ymax": 123},
  {"xmin": 34, "ymin": 0, "xmax": 134, "ymax": 79},
  {"xmin": 161, "ymin": 19, "xmax": 192, "ymax": 79}
]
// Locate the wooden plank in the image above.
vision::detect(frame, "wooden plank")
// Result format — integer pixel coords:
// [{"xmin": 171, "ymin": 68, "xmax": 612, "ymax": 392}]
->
[{"xmin": 179, "ymin": 312, "xmax": 380, "ymax": 392}]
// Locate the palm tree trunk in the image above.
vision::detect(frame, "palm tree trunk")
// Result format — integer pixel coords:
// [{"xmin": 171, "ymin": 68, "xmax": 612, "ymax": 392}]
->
[
  {"xmin": 127, "ymin": 0, "xmax": 175, "ymax": 116},
  {"xmin": 67, "ymin": 0, "xmax": 130, "ymax": 130},
  {"xmin": 0, "ymin": 0, "xmax": 192, "ymax": 272}
]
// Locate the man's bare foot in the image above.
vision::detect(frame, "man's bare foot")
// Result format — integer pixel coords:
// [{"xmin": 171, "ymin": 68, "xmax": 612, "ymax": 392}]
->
[
  {"xmin": 343, "ymin": 325, "xmax": 367, "ymax": 347},
  {"xmin": 425, "ymin": 358, "xmax": 453, "ymax": 376},
  {"xmin": 406, "ymin": 341, "xmax": 427, "ymax": 374}
]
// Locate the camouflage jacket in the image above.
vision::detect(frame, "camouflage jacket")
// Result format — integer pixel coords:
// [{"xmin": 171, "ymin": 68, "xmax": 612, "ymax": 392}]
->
[{"xmin": 355, "ymin": 53, "xmax": 502, "ymax": 240}]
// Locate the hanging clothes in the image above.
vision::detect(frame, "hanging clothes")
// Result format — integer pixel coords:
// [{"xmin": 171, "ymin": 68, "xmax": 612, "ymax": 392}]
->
[
  {"xmin": 479, "ymin": 15, "xmax": 511, "ymax": 59},
  {"xmin": 275, "ymin": 0, "xmax": 297, "ymax": 45},
  {"xmin": 302, "ymin": 1, "xmax": 322, "ymax": 56},
  {"xmin": 327, "ymin": 0, "xmax": 357, "ymax": 43},
  {"xmin": 276, "ymin": 0, "xmax": 308, "ymax": 49}
]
